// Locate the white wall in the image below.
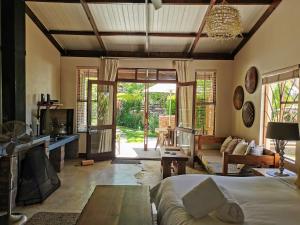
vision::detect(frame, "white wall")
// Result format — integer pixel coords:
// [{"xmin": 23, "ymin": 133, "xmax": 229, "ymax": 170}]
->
[
  {"xmin": 231, "ymin": 0, "xmax": 300, "ymax": 169},
  {"xmin": 26, "ymin": 15, "xmax": 61, "ymax": 126},
  {"xmin": 60, "ymin": 57, "xmax": 234, "ymax": 153}
]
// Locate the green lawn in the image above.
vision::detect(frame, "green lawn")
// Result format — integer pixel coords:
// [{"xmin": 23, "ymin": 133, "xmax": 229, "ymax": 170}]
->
[{"xmin": 118, "ymin": 126, "xmax": 156, "ymax": 143}]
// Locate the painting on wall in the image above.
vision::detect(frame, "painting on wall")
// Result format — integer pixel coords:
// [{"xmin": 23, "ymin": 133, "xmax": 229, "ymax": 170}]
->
[
  {"xmin": 245, "ymin": 67, "xmax": 258, "ymax": 94},
  {"xmin": 242, "ymin": 101, "xmax": 255, "ymax": 128},
  {"xmin": 233, "ymin": 86, "xmax": 244, "ymax": 110}
]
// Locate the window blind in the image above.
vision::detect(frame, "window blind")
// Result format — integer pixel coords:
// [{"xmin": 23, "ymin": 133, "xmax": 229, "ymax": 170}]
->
[
  {"xmin": 262, "ymin": 64, "xmax": 300, "ymax": 84},
  {"xmin": 77, "ymin": 68, "xmax": 98, "ymax": 132},
  {"xmin": 195, "ymin": 71, "xmax": 216, "ymax": 135}
]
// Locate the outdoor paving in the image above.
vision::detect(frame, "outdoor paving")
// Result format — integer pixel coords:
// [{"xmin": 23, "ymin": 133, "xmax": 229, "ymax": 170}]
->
[{"xmin": 116, "ymin": 137, "xmax": 161, "ymax": 159}]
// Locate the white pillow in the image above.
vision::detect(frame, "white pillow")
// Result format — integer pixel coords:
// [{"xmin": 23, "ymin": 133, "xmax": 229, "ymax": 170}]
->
[
  {"xmin": 220, "ymin": 136, "xmax": 233, "ymax": 153},
  {"xmin": 250, "ymin": 145, "xmax": 264, "ymax": 156},
  {"xmin": 245, "ymin": 140, "xmax": 255, "ymax": 155},
  {"xmin": 232, "ymin": 141, "xmax": 248, "ymax": 155},
  {"xmin": 182, "ymin": 177, "xmax": 226, "ymax": 219}
]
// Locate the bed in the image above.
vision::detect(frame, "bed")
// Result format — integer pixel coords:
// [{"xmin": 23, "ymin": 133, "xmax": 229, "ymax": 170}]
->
[{"xmin": 150, "ymin": 174, "xmax": 300, "ymax": 225}]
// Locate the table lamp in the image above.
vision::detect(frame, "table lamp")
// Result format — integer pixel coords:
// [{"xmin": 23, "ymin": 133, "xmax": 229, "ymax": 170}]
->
[{"xmin": 266, "ymin": 122, "xmax": 299, "ymax": 177}]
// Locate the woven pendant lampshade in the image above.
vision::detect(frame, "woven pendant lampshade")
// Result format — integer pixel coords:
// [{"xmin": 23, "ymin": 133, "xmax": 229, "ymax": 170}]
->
[{"xmin": 206, "ymin": 0, "xmax": 242, "ymax": 40}]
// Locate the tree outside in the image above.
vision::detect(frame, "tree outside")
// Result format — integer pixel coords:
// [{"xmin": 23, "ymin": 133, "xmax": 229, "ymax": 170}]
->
[{"xmin": 117, "ymin": 83, "xmax": 176, "ymax": 143}]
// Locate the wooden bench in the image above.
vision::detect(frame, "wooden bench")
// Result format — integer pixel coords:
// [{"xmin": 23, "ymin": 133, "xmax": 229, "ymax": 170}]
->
[
  {"xmin": 76, "ymin": 185, "xmax": 152, "ymax": 225},
  {"xmin": 196, "ymin": 135, "xmax": 279, "ymax": 175}
]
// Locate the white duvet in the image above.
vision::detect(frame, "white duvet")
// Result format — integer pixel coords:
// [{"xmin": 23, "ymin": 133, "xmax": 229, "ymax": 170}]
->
[{"xmin": 150, "ymin": 174, "xmax": 300, "ymax": 225}]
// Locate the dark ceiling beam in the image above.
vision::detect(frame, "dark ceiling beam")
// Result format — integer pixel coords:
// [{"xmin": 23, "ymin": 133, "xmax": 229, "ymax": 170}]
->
[
  {"xmin": 49, "ymin": 30, "xmax": 248, "ymax": 38},
  {"xmin": 25, "ymin": 0, "xmax": 273, "ymax": 5},
  {"xmin": 49, "ymin": 30, "xmax": 198, "ymax": 37},
  {"xmin": 232, "ymin": 0, "xmax": 281, "ymax": 57},
  {"xmin": 25, "ymin": 4, "xmax": 64, "ymax": 54},
  {"xmin": 80, "ymin": 0, "xmax": 106, "ymax": 50},
  {"xmin": 188, "ymin": 0, "xmax": 216, "ymax": 55},
  {"xmin": 62, "ymin": 50, "xmax": 234, "ymax": 60}
]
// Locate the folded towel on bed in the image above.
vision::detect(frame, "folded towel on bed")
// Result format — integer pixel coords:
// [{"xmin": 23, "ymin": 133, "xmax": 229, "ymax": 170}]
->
[
  {"xmin": 214, "ymin": 186, "xmax": 244, "ymax": 224},
  {"xmin": 182, "ymin": 177, "xmax": 227, "ymax": 219}
]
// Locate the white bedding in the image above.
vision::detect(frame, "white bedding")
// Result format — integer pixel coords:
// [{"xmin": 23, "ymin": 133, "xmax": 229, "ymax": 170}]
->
[{"xmin": 150, "ymin": 174, "xmax": 300, "ymax": 225}]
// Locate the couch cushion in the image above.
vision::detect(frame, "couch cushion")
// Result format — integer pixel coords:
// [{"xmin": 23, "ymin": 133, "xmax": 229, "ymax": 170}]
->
[
  {"xmin": 205, "ymin": 162, "xmax": 241, "ymax": 174},
  {"xmin": 220, "ymin": 136, "xmax": 232, "ymax": 153},
  {"xmin": 224, "ymin": 139, "xmax": 240, "ymax": 154}
]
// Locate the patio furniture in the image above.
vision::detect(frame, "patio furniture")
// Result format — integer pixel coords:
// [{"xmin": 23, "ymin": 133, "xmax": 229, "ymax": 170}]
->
[{"xmin": 155, "ymin": 127, "xmax": 175, "ymax": 150}]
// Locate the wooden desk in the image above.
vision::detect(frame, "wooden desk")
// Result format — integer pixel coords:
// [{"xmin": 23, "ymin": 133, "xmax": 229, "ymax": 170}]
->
[
  {"xmin": 76, "ymin": 185, "xmax": 152, "ymax": 225},
  {"xmin": 160, "ymin": 147, "xmax": 189, "ymax": 179}
]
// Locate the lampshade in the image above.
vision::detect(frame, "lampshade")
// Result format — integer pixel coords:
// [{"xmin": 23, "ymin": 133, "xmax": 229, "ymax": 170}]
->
[{"xmin": 266, "ymin": 122, "xmax": 300, "ymax": 141}]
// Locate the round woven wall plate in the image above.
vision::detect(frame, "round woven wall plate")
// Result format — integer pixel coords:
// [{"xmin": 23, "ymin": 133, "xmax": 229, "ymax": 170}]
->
[
  {"xmin": 245, "ymin": 67, "xmax": 258, "ymax": 94},
  {"xmin": 233, "ymin": 86, "xmax": 244, "ymax": 110},
  {"xmin": 242, "ymin": 101, "xmax": 255, "ymax": 128}
]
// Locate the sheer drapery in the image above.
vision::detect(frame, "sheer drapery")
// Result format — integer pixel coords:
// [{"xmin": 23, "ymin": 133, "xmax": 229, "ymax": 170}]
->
[
  {"xmin": 174, "ymin": 60, "xmax": 195, "ymax": 129},
  {"xmin": 93, "ymin": 58, "xmax": 119, "ymax": 154}
]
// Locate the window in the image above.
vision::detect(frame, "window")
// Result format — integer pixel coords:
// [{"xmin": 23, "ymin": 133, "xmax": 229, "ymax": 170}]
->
[
  {"xmin": 195, "ymin": 71, "xmax": 216, "ymax": 135},
  {"xmin": 262, "ymin": 66, "xmax": 299, "ymax": 161},
  {"xmin": 76, "ymin": 68, "xmax": 98, "ymax": 132}
]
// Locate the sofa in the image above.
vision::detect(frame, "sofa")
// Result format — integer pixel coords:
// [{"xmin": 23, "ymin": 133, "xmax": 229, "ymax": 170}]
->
[{"xmin": 196, "ymin": 136, "xmax": 280, "ymax": 175}]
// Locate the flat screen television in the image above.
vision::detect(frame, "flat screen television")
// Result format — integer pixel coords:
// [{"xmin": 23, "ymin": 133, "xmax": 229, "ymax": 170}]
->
[{"xmin": 40, "ymin": 109, "xmax": 74, "ymax": 137}]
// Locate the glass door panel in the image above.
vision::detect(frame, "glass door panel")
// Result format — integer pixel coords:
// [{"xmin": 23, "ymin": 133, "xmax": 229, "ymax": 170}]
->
[{"xmin": 87, "ymin": 80, "xmax": 116, "ymax": 160}]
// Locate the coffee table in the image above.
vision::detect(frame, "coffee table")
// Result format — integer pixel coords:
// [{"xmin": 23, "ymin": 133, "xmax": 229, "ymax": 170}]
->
[
  {"xmin": 76, "ymin": 185, "xmax": 152, "ymax": 225},
  {"xmin": 160, "ymin": 147, "xmax": 189, "ymax": 179}
]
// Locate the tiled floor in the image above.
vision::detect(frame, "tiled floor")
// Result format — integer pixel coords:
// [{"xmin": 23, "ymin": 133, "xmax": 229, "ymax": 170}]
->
[{"xmin": 16, "ymin": 159, "xmax": 205, "ymax": 219}]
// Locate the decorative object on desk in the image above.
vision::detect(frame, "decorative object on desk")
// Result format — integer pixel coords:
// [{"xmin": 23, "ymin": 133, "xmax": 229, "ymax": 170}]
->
[
  {"xmin": 46, "ymin": 94, "xmax": 51, "ymax": 104},
  {"xmin": 0, "ymin": 121, "xmax": 33, "ymax": 225},
  {"xmin": 233, "ymin": 86, "xmax": 244, "ymax": 110},
  {"xmin": 242, "ymin": 101, "xmax": 255, "ymax": 128},
  {"xmin": 40, "ymin": 94, "xmax": 45, "ymax": 104},
  {"xmin": 245, "ymin": 67, "xmax": 258, "ymax": 94},
  {"xmin": 266, "ymin": 122, "xmax": 300, "ymax": 177}
]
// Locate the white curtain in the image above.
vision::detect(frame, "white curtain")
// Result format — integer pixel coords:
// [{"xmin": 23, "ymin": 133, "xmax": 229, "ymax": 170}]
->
[
  {"xmin": 94, "ymin": 58, "xmax": 119, "ymax": 154},
  {"xmin": 174, "ymin": 60, "xmax": 195, "ymax": 129}
]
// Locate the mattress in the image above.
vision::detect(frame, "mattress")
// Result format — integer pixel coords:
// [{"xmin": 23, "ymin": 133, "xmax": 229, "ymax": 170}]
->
[{"xmin": 150, "ymin": 174, "xmax": 300, "ymax": 225}]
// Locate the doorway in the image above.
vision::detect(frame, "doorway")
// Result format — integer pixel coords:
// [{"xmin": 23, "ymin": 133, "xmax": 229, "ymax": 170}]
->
[{"xmin": 116, "ymin": 82, "xmax": 176, "ymax": 159}]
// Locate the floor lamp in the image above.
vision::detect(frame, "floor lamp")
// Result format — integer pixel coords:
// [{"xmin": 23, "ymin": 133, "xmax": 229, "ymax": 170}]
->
[{"xmin": 266, "ymin": 122, "xmax": 300, "ymax": 177}]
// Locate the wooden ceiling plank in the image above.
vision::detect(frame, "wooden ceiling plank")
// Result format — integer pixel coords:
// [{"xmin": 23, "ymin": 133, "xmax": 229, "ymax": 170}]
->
[
  {"xmin": 188, "ymin": 0, "xmax": 216, "ymax": 55},
  {"xmin": 25, "ymin": 0, "xmax": 273, "ymax": 5},
  {"xmin": 80, "ymin": 0, "xmax": 106, "ymax": 50},
  {"xmin": 232, "ymin": 0, "xmax": 281, "ymax": 57},
  {"xmin": 62, "ymin": 50, "xmax": 233, "ymax": 60},
  {"xmin": 25, "ymin": 4, "xmax": 64, "ymax": 54}
]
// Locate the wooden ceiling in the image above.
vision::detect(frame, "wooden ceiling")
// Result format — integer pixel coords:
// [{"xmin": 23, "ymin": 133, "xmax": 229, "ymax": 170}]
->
[{"xmin": 25, "ymin": 0, "xmax": 281, "ymax": 60}]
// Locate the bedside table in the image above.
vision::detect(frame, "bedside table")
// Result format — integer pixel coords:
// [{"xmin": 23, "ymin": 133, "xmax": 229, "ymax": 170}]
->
[{"xmin": 252, "ymin": 168, "xmax": 297, "ymax": 177}]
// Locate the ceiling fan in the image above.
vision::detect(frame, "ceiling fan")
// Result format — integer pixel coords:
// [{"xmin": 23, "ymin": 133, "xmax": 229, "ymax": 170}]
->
[{"xmin": 151, "ymin": 0, "xmax": 162, "ymax": 10}]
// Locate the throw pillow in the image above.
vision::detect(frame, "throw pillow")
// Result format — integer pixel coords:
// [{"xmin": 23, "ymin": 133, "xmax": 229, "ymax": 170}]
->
[
  {"xmin": 245, "ymin": 140, "xmax": 255, "ymax": 155},
  {"xmin": 182, "ymin": 177, "xmax": 227, "ymax": 219},
  {"xmin": 224, "ymin": 139, "xmax": 240, "ymax": 154},
  {"xmin": 220, "ymin": 136, "xmax": 232, "ymax": 153},
  {"xmin": 232, "ymin": 141, "xmax": 248, "ymax": 155},
  {"xmin": 250, "ymin": 145, "xmax": 264, "ymax": 156}
]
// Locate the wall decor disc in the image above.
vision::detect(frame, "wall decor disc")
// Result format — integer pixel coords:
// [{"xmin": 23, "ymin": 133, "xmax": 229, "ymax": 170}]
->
[
  {"xmin": 242, "ymin": 101, "xmax": 255, "ymax": 128},
  {"xmin": 233, "ymin": 86, "xmax": 244, "ymax": 110},
  {"xmin": 245, "ymin": 67, "xmax": 258, "ymax": 94}
]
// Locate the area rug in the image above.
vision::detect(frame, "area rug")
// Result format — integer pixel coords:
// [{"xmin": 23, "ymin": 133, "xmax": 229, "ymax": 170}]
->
[
  {"xmin": 26, "ymin": 212, "xmax": 79, "ymax": 225},
  {"xmin": 111, "ymin": 158, "xmax": 141, "ymax": 164}
]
